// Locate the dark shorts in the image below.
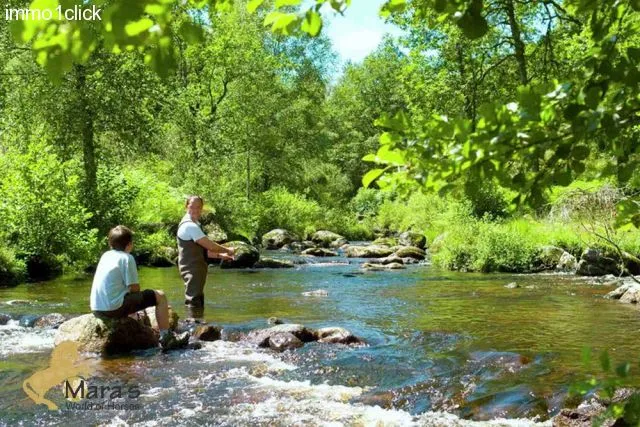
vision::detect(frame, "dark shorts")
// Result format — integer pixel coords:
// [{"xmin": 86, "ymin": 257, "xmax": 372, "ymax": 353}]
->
[{"xmin": 93, "ymin": 289, "xmax": 157, "ymax": 319}]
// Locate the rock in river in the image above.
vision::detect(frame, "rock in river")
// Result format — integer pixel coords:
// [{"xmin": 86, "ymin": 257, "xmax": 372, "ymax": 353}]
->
[
  {"xmin": 54, "ymin": 313, "xmax": 159, "ymax": 355},
  {"xmin": 261, "ymin": 229, "xmax": 299, "ymax": 249}
]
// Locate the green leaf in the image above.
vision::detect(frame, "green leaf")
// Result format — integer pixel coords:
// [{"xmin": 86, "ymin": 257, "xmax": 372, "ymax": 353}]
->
[
  {"xmin": 362, "ymin": 168, "xmax": 385, "ymax": 188},
  {"xmin": 301, "ymin": 11, "xmax": 322, "ymax": 36},
  {"xmin": 380, "ymin": 0, "xmax": 407, "ymax": 18},
  {"xmin": 179, "ymin": 21, "xmax": 204, "ymax": 44},
  {"xmin": 125, "ymin": 18, "xmax": 154, "ymax": 37},
  {"xmin": 247, "ymin": 0, "xmax": 266, "ymax": 13},
  {"xmin": 572, "ymin": 145, "xmax": 590, "ymax": 160},
  {"xmin": 275, "ymin": 0, "xmax": 302, "ymax": 7}
]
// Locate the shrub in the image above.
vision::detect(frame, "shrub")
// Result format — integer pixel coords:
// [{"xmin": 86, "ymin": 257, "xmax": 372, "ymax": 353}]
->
[
  {"xmin": 0, "ymin": 140, "xmax": 98, "ymax": 275},
  {"xmin": 256, "ymin": 187, "xmax": 322, "ymax": 239},
  {"xmin": 0, "ymin": 246, "xmax": 27, "ymax": 286}
]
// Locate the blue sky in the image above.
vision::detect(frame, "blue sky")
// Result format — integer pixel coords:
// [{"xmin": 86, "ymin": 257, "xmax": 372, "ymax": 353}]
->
[{"xmin": 320, "ymin": 0, "xmax": 403, "ymax": 64}]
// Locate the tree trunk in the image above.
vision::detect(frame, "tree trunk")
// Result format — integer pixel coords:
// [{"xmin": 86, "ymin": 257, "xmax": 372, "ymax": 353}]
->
[
  {"xmin": 74, "ymin": 64, "xmax": 97, "ymax": 210},
  {"xmin": 456, "ymin": 42, "xmax": 474, "ymax": 122},
  {"xmin": 504, "ymin": 0, "xmax": 528, "ymax": 84}
]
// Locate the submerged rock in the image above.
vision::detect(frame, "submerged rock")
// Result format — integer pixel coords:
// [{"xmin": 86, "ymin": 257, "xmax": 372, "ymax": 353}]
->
[
  {"xmin": 362, "ymin": 262, "xmax": 406, "ymax": 271},
  {"xmin": 315, "ymin": 327, "xmax": 364, "ymax": 345},
  {"xmin": 311, "ymin": 230, "xmax": 347, "ymax": 248},
  {"xmin": 302, "ymin": 289, "xmax": 329, "ymax": 297},
  {"xmin": 192, "ymin": 325, "xmax": 221, "ymax": 341},
  {"xmin": 345, "ymin": 245, "xmax": 394, "ymax": 258},
  {"xmin": 261, "ymin": 229, "xmax": 299, "ymax": 249},
  {"xmin": 504, "ymin": 282, "xmax": 520, "ymax": 289},
  {"xmin": 399, "ymin": 231, "xmax": 427, "ymax": 250},
  {"xmin": 377, "ymin": 254, "xmax": 404, "ymax": 265},
  {"xmin": 267, "ymin": 317, "xmax": 284, "ymax": 325},
  {"xmin": 55, "ymin": 313, "xmax": 158, "ymax": 355},
  {"xmin": 19, "ymin": 314, "xmax": 40, "ymax": 327},
  {"xmin": 253, "ymin": 257, "xmax": 295, "ymax": 268},
  {"xmin": 245, "ymin": 324, "xmax": 316, "ymax": 347},
  {"xmin": 301, "ymin": 248, "xmax": 338, "ymax": 257},
  {"xmin": 268, "ymin": 332, "xmax": 303, "ymax": 352},
  {"xmin": 0, "ymin": 313, "xmax": 10, "ymax": 325},
  {"xmin": 34, "ymin": 313, "xmax": 67, "ymax": 329},
  {"xmin": 220, "ymin": 241, "xmax": 260, "ymax": 269}
]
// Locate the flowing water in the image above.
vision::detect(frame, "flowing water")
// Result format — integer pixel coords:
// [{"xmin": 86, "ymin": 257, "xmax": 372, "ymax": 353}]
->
[{"xmin": 1, "ymin": 251, "xmax": 639, "ymax": 426}]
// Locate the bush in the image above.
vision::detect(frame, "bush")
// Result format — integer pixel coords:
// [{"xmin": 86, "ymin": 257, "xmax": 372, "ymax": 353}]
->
[
  {"xmin": 93, "ymin": 167, "xmax": 140, "ymax": 234},
  {"xmin": 0, "ymin": 246, "xmax": 27, "ymax": 286},
  {"xmin": 256, "ymin": 187, "xmax": 322, "ymax": 239},
  {"xmin": 0, "ymin": 141, "xmax": 98, "ymax": 275},
  {"xmin": 132, "ymin": 229, "xmax": 176, "ymax": 266},
  {"xmin": 124, "ymin": 162, "xmax": 184, "ymax": 225}
]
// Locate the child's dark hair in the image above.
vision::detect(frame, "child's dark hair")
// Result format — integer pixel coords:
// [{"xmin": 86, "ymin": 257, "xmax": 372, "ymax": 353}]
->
[
  {"xmin": 108, "ymin": 225, "xmax": 133, "ymax": 251},
  {"xmin": 185, "ymin": 195, "xmax": 204, "ymax": 207}
]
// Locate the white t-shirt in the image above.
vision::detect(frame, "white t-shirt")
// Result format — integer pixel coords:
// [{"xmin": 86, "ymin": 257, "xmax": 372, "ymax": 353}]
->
[
  {"xmin": 177, "ymin": 214, "xmax": 206, "ymax": 242},
  {"xmin": 90, "ymin": 250, "xmax": 139, "ymax": 311}
]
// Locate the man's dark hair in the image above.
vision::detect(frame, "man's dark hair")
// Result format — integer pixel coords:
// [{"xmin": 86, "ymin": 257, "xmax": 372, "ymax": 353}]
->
[{"xmin": 108, "ymin": 225, "xmax": 133, "ymax": 251}]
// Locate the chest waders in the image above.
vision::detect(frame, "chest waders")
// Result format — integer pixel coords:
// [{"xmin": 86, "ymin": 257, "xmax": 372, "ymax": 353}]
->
[{"xmin": 177, "ymin": 219, "xmax": 208, "ymax": 307}]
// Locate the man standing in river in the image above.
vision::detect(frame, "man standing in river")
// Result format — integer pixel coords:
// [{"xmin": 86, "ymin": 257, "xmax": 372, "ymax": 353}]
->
[{"xmin": 177, "ymin": 196, "xmax": 235, "ymax": 314}]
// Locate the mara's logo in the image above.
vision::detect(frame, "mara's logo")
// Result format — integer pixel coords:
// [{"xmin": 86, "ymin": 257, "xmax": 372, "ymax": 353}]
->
[
  {"xmin": 22, "ymin": 341, "xmax": 94, "ymax": 410},
  {"xmin": 63, "ymin": 378, "xmax": 140, "ymax": 400}
]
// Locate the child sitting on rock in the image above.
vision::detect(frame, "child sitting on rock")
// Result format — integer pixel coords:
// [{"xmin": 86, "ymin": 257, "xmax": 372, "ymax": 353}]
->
[{"xmin": 90, "ymin": 225, "xmax": 189, "ymax": 351}]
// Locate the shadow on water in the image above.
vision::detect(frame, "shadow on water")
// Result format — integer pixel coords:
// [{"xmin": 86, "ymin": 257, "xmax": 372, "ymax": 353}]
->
[{"xmin": 0, "ymin": 252, "xmax": 638, "ymax": 424}]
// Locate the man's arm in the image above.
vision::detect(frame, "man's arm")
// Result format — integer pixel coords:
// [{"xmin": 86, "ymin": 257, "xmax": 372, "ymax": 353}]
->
[{"xmin": 195, "ymin": 237, "xmax": 234, "ymax": 257}]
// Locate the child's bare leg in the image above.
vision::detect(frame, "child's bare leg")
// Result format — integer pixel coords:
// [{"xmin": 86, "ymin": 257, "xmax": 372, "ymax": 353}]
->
[{"xmin": 154, "ymin": 290, "xmax": 169, "ymax": 330}]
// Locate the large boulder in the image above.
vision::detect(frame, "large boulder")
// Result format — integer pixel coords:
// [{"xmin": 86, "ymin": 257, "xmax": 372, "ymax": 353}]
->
[
  {"xmin": 220, "ymin": 241, "xmax": 260, "ymax": 269},
  {"xmin": 576, "ymin": 248, "xmax": 621, "ymax": 276},
  {"xmin": 253, "ymin": 257, "xmax": 295, "ymax": 268},
  {"xmin": 345, "ymin": 245, "xmax": 394, "ymax": 258},
  {"xmin": 301, "ymin": 248, "xmax": 338, "ymax": 257},
  {"xmin": 149, "ymin": 246, "xmax": 178, "ymax": 267},
  {"xmin": 268, "ymin": 332, "xmax": 304, "ymax": 352},
  {"xmin": 54, "ymin": 314, "xmax": 158, "ymax": 355},
  {"xmin": 372, "ymin": 237, "xmax": 398, "ymax": 247},
  {"xmin": 261, "ymin": 229, "xmax": 299, "ymax": 249},
  {"xmin": 203, "ymin": 223, "xmax": 228, "ymax": 243},
  {"xmin": 399, "ymin": 231, "xmax": 427, "ymax": 250},
  {"xmin": 534, "ymin": 246, "xmax": 566, "ymax": 271},
  {"xmin": 311, "ymin": 231, "xmax": 347, "ymax": 249},
  {"xmin": 244, "ymin": 324, "xmax": 316, "ymax": 347},
  {"xmin": 202, "ymin": 223, "xmax": 227, "ymax": 243},
  {"xmin": 0, "ymin": 313, "xmax": 10, "ymax": 325},
  {"xmin": 394, "ymin": 246, "xmax": 426, "ymax": 260},
  {"xmin": 557, "ymin": 251, "xmax": 578, "ymax": 272}
]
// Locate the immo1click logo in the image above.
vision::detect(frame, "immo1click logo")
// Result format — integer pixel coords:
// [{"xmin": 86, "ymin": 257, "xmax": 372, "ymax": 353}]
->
[{"xmin": 22, "ymin": 341, "xmax": 141, "ymax": 411}]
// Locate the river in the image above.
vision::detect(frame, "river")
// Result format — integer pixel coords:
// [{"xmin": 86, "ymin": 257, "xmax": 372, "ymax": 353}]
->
[{"xmin": 1, "ymin": 251, "xmax": 638, "ymax": 426}]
